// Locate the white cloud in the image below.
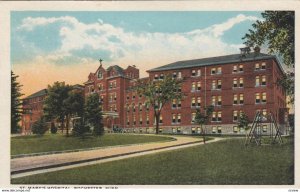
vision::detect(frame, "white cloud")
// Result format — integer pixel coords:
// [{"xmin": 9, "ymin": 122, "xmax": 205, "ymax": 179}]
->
[{"xmin": 17, "ymin": 14, "xmax": 260, "ymax": 77}]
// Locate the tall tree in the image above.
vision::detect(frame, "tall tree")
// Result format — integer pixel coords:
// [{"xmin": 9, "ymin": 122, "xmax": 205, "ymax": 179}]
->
[
  {"xmin": 63, "ymin": 89, "xmax": 85, "ymax": 136},
  {"xmin": 136, "ymin": 75, "xmax": 183, "ymax": 134},
  {"xmin": 85, "ymin": 93, "xmax": 104, "ymax": 136},
  {"xmin": 243, "ymin": 11, "xmax": 294, "ymax": 103},
  {"xmin": 11, "ymin": 71, "xmax": 24, "ymax": 134},
  {"xmin": 195, "ymin": 105, "xmax": 214, "ymax": 144},
  {"xmin": 43, "ymin": 82, "xmax": 71, "ymax": 134}
]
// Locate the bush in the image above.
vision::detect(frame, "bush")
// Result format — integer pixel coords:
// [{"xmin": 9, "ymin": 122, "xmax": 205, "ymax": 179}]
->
[
  {"xmin": 32, "ymin": 118, "xmax": 48, "ymax": 135},
  {"xmin": 50, "ymin": 122, "xmax": 57, "ymax": 134},
  {"xmin": 93, "ymin": 122, "xmax": 104, "ymax": 136},
  {"xmin": 72, "ymin": 120, "xmax": 90, "ymax": 137}
]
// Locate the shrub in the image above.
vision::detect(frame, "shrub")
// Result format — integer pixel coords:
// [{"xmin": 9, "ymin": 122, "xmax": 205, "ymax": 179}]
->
[
  {"xmin": 31, "ymin": 118, "xmax": 48, "ymax": 135},
  {"xmin": 93, "ymin": 122, "xmax": 104, "ymax": 136},
  {"xmin": 72, "ymin": 120, "xmax": 90, "ymax": 137},
  {"xmin": 50, "ymin": 122, "xmax": 57, "ymax": 134}
]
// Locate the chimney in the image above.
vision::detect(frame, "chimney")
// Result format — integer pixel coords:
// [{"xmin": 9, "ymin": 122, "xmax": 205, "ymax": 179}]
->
[{"xmin": 240, "ymin": 47, "xmax": 251, "ymax": 58}]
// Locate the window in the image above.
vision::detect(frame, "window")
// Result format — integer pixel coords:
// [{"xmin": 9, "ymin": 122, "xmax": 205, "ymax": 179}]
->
[
  {"xmin": 100, "ymin": 95, "xmax": 104, "ymax": 102},
  {"xmin": 178, "ymin": 114, "xmax": 181, "ymax": 123},
  {"xmin": 233, "ymin": 110, "xmax": 238, "ymax": 121},
  {"xmin": 192, "ymin": 82, "xmax": 196, "ymax": 91},
  {"xmin": 154, "ymin": 74, "xmax": 159, "ymax": 80},
  {"xmin": 262, "ymin": 92, "xmax": 267, "ymax": 103},
  {"xmin": 211, "ymin": 68, "xmax": 216, "ymax": 75},
  {"xmin": 172, "ymin": 72, "xmax": 177, "ymax": 79},
  {"xmin": 197, "ymin": 127, "xmax": 201, "ymax": 134},
  {"xmin": 177, "ymin": 127, "xmax": 181, "ymax": 133},
  {"xmin": 239, "ymin": 78, "xmax": 244, "ymax": 87},
  {"xmin": 212, "ymin": 80, "xmax": 216, "ymax": 90},
  {"xmin": 261, "ymin": 76, "xmax": 266, "ymax": 86},
  {"xmin": 262, "ymin": 109, "xmax": 267, "ymax": 116},
  {"xmin": 172, "ymin": 99, "xmax": 177, "ymax": 108},
  {"xmin": 191, "ymin": 127, "xmax": 196, "ymax": 134},
  {"xmin": 217, "ymin": 112, "xmax": 222, "ymax": 122},
  {"xmin": 239, "ymin": 65, "xmax": 243, "ymax": 72},
  {"xmin": 197, "ymin": 97, "xmax": 201, "ymax": 107},
  {"xmin": 212, "ymin": 96, "xmax": 216, "ymax": 106},
  {"xmin": 178, "ymin": 100, "xmax": 181, "ymax": 108},
  {"xmin": 146, "ymin": 103, "xmax": 150, "ymax": 111},
  {"xmin": 159, "ymin": 116, "xmax": 163, "ymax": 124},
  {"xmin": 172, "ymin": 128, "xmax": 176, "ymax": 133},
  {"xmin": 240, "ymin": 94, "xmax": 244, "ymax": 104},
  {"xmin": 217, "ymin": 80, "xmax": 222, "ymax": 89},
  {"xmin": 233, "ymin": 94, "xmax": 238, "ymax": 105},
  {"xmin": 126, "ymin": 95, "xmax": 130, "ymax": 100},
  {"xmin": 255, "ymin": 63, "xmax": 260, "ymax": 70},
  {"xmin": 233, "ymin": 126, "xmax": 239, "ymax": 133},
  {"xmin": 217, "ymin": 126, "xmax": 222, "ymax": 133},
  {"xmin": 98, "ymin": 84, "xmax": 103, "ymax": 91},
  {"xmin": 132, "ymin": 94, "xmax": 136, "ymax": 99},
  {"xmin": 139, "ymin": 103, "xmax": 143, "ymax": 111},
  {"xmin": 212, "ymin": 126, "xmax": 217, "ymax": 133},
  {"xmin": 139, "ymin": 116, "xmax": 143, "ymax": 125},
  {"xmin": 197, "ymin": 69, "xmax": 201, "ymax": 76},
  {"xmin": 178, "ymin": 72, "xmax": 182, "ymax": 79},
  {"xmin": 126, "ymin": 104, "xmax": 130, "ymax": 112},
  {"xmin": 262, "ymin": 125, "xmax": 267, "ymax": 132},
  {"xmin": 132, "ymin": 104, "xmax": 136, "ymax": 112},
  {"xmin": 191, "ymin": 112, "xmax": 196, "ymax": 123},
  {"xmin": 192, "ymin": 69, "xmax": 196, "ymax": 76},
  {"xmin": 217, "ymin": 96, "xmax": 222, "ymax": 106},
  {"xmin": 159, "ymin": 128, "xmax": 162, "ymax": 133},
  {"xmin": 233, "ymin": 78, "xmax": 238, "ymax": 88},
  {"xmin": 127, "ymin": 117, "xmax": 130, "ymax": 125},
  {"xmin": 212, "ymin": 112, "xmax": 217, "ymax": 122},
  {"xmin": 197, "ymin": 81, "xmax": 201, "ymax": 91},
  {"xmin": 217, "ymin": 67, "xmax": 222, "ymax": 74},
  {"xmin": 98, "ymin": 71, "xmax": 103, "ymax": 79},
  {"xmin": 255, "ymin": 76, "xmax": 260, "ymax": 86},
  {"xmin": 233, "ymin": 65, "xmax": 238, "ymax": 73},
  {"xmin": 172, "ymin": 114, "xmax": 176, "ymax": 123},
  {"xmin": 255, "ymin": 93, "xmax": 261, "ymax": 104},
  {"xmin": 146, "ymin": 114, "xmax": 149, "ymax": 125},
  {"xmin": 160, "ymin": 74, "xmax": 164, "ymax": 80},
  {"xmin": 261, "ymin": 62, "xmax": 266, "ymax": 70},
  {"xmin": 191, "ymin": 97, "xmax": 196, "ymax": 107}
]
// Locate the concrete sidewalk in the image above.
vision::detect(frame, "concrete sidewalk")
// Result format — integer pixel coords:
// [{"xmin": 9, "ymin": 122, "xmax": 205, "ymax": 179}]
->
[{"xmin": 11, "ymin": 135, "xmax": 222, "ymax": 178}]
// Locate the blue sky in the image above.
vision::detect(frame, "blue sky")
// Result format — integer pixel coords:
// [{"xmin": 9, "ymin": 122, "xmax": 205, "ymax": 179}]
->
[{"xmin": 11, "ymin": 11, "xmax": 263, "ymax": 96}]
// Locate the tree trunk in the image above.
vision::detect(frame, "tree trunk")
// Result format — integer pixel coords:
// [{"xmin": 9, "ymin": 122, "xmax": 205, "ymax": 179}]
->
[
  {"xmin": 66, "ymin": 115, "xmax": 70, "ymax": 137},
  {"xmin": 201, "ymin": 124, "xmax": 206, "ymax": 144},
  {"xmin": 155, "ymin": 113, "xmax": 160, "ymax": 134},
  {"xmin": 61, "ymin": 118, "xmax": 65, "ymax": 134}
]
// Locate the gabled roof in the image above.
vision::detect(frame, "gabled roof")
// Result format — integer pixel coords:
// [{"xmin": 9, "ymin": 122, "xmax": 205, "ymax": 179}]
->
[
  {"xmin": 24, "ymin": 89, "xmax": 47, "ymax": 99},
  {"xmin": 148, "ymin": 52, "xmax": 280, "ymax": 72}
]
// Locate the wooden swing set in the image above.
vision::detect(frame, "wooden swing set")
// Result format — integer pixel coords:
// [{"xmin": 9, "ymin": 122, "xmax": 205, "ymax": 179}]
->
[{"xmin": 245, "ymin": 111, "xmax": 283, "ymax": 146}]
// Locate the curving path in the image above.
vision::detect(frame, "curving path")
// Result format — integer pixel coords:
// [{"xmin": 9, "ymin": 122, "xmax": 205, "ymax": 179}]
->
[{"xmin": 11, "ymin": 135, "xmax": 223, "ymax": 178}]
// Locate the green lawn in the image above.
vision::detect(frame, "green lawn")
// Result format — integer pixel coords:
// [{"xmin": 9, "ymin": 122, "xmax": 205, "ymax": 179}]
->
[
  {"xmin": 11, "ymin": 133, "xmax": 174, "ymax": 156},
  {"xmin": 12, "ymin": 137, "xmax": 294, "ymax": 185}
]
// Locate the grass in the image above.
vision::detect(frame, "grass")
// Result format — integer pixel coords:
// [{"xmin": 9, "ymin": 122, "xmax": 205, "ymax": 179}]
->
[
  {"xmin": 11, "ymin": 133, "xmax": 174, "ymax": 156},
  {"xmin": 11, "ymin": 137, "xmax": 294, "ymax": 185}
]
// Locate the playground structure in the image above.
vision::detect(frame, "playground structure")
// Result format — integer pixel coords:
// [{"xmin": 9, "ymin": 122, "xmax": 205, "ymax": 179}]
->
[{"xmin": 245, "ymin": 111, "xmax": 284, "ymax": 146}]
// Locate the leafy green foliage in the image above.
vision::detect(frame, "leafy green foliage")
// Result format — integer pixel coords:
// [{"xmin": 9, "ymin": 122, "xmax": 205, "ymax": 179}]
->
[
  {"xmin": 136, "ymin": 75, "xmax": 184, "ymax": 134},
  {"xmin": 243, "ymin": 11, "xmax": 294, "ymax": 104},
  {"xmin": 31, "ymin": 117, "xmax": 48, "ymax": 136},
  {"xmin": 72, "ymin": 119, "xmax": 90, "ymax": 137},
  {"xmin": 85, "ymin": 94, "xmax": 104, "ymax": 136},
  {"xmin": 11, "ymin": 71, "xmax": 24, "ymax": 134},
  {"xmin": 43, "ymin": 82, "xmax": 71, "ymax": 134},
  {"xmin": 237, "ymin": 112, "xmax": 250, "ymax": 131}
]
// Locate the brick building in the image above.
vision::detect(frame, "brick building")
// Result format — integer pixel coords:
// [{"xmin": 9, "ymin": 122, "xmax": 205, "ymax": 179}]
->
[{"xmin": 84, "ymin": 51, "xmax": 289, "ymax": 134}]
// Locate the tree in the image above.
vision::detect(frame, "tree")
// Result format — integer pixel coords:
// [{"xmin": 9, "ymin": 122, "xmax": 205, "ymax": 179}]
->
[
  {"xmin": 31, "ymin": 117, "xmax": 48, "ymax": 136},
  {"xmin": 63, "ymin": 89, "xmax": 85, "ymax": 136},
  {"xmin": 85, "ymin": 93, "xmax": 104, "ymax": 136},
  {"xmin": 136, "ymin": 75, "xmax": 184, "ymax": 134},
  {"xmin": 195, "ymin": 105, "xmax": 214, "ymax": 144},
  {"xmin": 243, "ymin": 11, "xmax": 294, "ymax": 103},
  {"xmin": 11, "ymin": 71, "xmax": 24, "ymax": 134},
  {"xmin": 43, "ymin": 82, "xmax": 71, "ymax": 134},
  {"xmin": 237, "ymin": 112, "xmax": 250, "ymax": 133},
  {"xmin": 50, "ymin": 122, "xmax": 57, "ymax": 134}
]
